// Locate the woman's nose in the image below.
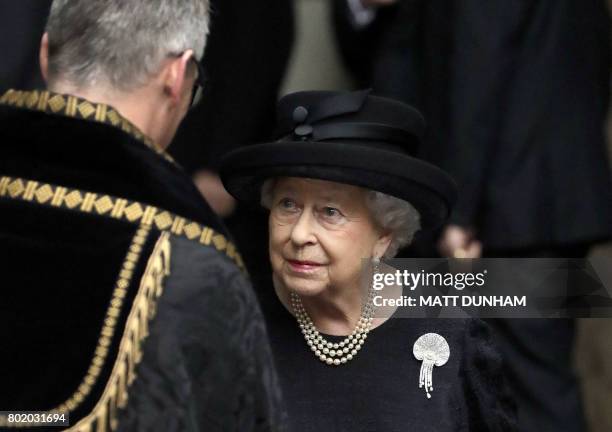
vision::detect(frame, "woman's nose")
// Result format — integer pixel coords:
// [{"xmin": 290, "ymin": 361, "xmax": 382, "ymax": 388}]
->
[{"xmin": 289, "ymin": 210, "xmax": 317, "ymax": 246}]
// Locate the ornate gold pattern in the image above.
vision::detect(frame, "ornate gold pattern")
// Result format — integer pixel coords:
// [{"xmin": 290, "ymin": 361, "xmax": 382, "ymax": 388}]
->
[
  {"xmin": 58, "ymin": 226, "xmax": 151, "ymax": 416},
  {"xmin": 0, "ymin": 227, "xmax": 165, "ymax": 430},
  {"xmin": 0, "ymin": 176, "xmax": 245, "ymax": 272},
  {"xmin": 0, "ymin": 89, "xmax": 174, "ymax": 164},
  {"xmin": 64, "ymin": 231, "xmax": 172, "ymax": 432}
]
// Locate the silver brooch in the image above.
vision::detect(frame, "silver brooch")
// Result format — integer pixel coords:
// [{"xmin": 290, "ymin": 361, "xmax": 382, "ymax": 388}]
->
[{"xmin": 413, "ymin": 333, "xmax": 450, "ymax": 399}]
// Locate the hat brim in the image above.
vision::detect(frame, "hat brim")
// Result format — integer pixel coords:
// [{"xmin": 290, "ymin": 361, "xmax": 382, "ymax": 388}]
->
[{"xmin": 220, "ymin": 141, "xmax": 457, "ymax": 230}]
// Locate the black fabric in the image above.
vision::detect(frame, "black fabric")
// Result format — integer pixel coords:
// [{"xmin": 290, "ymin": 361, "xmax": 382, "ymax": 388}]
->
[
  {"xmin": 0, "ymin": 198, "xmax": 158, "ymax": 426},
  {"xmin": 333, "ymin": 0, "xmax": 612, "ymax": 250},
  {"xmin": 484, "ymin": 319, "xmax": 584, "ymax": 432},
  {"xmin": 169, "ymin": 0, "xmax": 294, "ymax": 173},
  {"xmin": 288, "ymin": 123, "xmax": 420, "ymax": 154},
  {"xmin": 483, "ymin": 245, "xmax": 590, "ymax": 432},
  {"xmin": 0, "ymin": 100, "xmax": 283, "ymax": 429},
  {"xmin": 331, "ymin": 1, "xmax": 416, "ymax": 93},
  {"xmin": 440, "ymin": 0, "xmax": 612, "ymax": 249},
  {"xmin": 273, "ymin": 91, "xmax": 426, "ymax": 144},
  {"xmin": 291, "ymin": 89, "xmax": 371, "ymax": 127},
  {"xmin": 0, "ymin": 104, "xmax": 227, "ymax": 236},
  {"xmin": 117, "ymin": 237, "xmax": 287, "ymax": 432},
  {"xmin": 258, "ymin": 288, "xmax": 517, "ymax": 432}
]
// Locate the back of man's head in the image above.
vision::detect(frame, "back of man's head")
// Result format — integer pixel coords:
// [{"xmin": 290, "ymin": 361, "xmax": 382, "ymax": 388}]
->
[{"xmin": 45, "ymin": 0, "xmax": 209, "ymax": 91}]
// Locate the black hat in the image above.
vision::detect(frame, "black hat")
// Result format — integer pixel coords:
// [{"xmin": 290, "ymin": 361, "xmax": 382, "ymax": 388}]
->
[{"xmin": 220, "ymin": 90, "xmax": 457, "ymax": 229}]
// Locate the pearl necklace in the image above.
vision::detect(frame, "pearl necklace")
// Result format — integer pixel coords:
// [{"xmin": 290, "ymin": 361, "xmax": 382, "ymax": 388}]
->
[{"xmin": 290, "ymin": 287, "xmax": 375, "ymax": 366}]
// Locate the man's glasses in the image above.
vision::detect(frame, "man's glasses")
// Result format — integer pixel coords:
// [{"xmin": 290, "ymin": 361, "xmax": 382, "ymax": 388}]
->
[{"xmin": 189, "ymin": 56, "xmax": 207, "ymax": 109}]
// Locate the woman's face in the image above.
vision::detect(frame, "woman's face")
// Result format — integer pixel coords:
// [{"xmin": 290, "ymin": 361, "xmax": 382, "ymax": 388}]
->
[{"xmin": 269, "ymin": 177, "xmax": 391, "ymax": 297}]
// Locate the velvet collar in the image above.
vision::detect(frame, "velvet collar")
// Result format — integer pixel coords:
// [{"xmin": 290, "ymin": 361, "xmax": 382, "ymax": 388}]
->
[
  {"xmin": 0, "ymin": 88, "xmax": 230, "ymax": 239},
  {"xmin": 0, "ymin": 88, "xmax": 175, "ymax": 164}
]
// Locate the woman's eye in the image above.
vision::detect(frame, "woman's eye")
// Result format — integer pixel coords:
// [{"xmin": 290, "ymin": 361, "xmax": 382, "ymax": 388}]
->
[
  {"xmin": 279, "ymin": 198, "xmax": 297, "ymax": 211},
  {"xmin": 322, "ymin": 207, "xmax": 342, "ymax": 219}
]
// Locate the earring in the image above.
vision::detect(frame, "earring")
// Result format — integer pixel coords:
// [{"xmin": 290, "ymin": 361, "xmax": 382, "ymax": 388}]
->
[{"xmin": 372, "ymin": 256, "xmax": 380, "ymax": 275}]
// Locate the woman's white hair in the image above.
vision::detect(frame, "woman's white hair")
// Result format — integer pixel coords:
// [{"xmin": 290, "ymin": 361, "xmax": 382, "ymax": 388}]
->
[
  {"xmin": 261, "ymin": 179, "xmax": 421, "ymax": 258},
  {"xmin": 46, "ymin": 0, "xmax": 210, "ymax": 90}
]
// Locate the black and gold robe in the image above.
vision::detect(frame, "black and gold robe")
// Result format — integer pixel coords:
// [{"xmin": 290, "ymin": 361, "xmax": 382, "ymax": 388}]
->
[{"xmin": 0, "ymin": 89, "xmax": 285, "ymax": 431}]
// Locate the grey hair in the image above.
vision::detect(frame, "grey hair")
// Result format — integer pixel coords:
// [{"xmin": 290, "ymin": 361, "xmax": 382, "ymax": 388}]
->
[
  {"xmin": 260, "ymin": 179, "xmax": 421, "ymax": 258},
  {"xmin": 364, "ymin": 190, "xmax": 421, "ymax": 258},
  {"xmin": 46, "ymin": 0, "xmax": 210, "ymax": 90}
]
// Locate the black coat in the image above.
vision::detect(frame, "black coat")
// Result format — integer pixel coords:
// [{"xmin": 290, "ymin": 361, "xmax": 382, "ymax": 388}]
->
[
  {"xmin": 258, "ymin": 289, "xmax": 517, "ymax": 432},
  {"xmin": 0, "ymin": 89, "xmax": 286, "ymax": 431},
  {"xmin": 334, "ymin": 0, "xmax": 612, "ymax": 251}
]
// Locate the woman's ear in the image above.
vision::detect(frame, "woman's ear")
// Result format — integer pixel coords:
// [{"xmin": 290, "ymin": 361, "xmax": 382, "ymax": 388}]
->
[
  {"xmin": 40, "ymin": 33, "xmax": 50, "ymax": 83},
  {"xmin": 373, "ymin": 232, "xmax": 392, "ymax": 259}
]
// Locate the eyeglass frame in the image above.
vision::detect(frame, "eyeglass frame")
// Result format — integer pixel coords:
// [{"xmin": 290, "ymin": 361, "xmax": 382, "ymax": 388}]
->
[{"xmin": 168, "ymin": 51, "xmax": 208, "ymax": 109}]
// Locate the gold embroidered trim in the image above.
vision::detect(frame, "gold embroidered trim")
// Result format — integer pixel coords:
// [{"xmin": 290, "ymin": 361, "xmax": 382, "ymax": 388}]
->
[
  {"xmin": 0, "ymin": 89, "xmax": 175, "ymax": 164},
  {"xmin": 0, "ymin": 226, "xmax": 159, "ymax": 429},
  {"xmin": 0, "ymin": 176, "xmax": 246, "ymax": 272},
  {"xmin": 64, "ymin": 231, "xmax": 172, "ymax": 432},
  {"xmin": 60, "ymin": 226, "xmax": 151, "ymax": 415}
]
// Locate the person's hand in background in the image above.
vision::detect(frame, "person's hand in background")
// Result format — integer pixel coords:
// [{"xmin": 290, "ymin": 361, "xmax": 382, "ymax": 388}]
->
[
  {"xmin": 438, "ymin": 225, "xmax": 482, "ymax": 258},
  {"xmin": 347, "ymin": 0, "xmax": 397, "ymax": 28},
  {"xmin": 193, "ymin": 170, "xmax": 237, "ymax": 218}
]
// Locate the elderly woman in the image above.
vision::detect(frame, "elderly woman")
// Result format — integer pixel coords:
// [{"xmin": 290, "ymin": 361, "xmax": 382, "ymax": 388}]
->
[{"xmin": 220, "ymin": 90, "xmax": 516, "ymax": 431}]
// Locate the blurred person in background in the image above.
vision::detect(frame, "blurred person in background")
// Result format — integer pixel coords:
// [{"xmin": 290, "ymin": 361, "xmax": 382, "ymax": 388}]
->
[
  {"xmin": 171, "ymin": 0, "xmax": 295, "ymax": 289},
  {"xmin": 0, "ymin": 0, "xmax": 285, "ymax": 430},
  {"xmin": 334, "ymin": 0, "xmax": 612, "ymax": 431}
]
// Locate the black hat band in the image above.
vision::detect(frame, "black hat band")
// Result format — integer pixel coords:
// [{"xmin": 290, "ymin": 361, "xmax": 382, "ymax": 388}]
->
[{"xmin": 286, "ymin": 122, "xmax": 419, "ymax": 155}]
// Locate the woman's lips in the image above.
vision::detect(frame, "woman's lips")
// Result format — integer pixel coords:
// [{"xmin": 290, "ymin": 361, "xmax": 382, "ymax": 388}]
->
[{"xmin": 286, "ymin": 259, "xmax": 324, "ymax": 273}]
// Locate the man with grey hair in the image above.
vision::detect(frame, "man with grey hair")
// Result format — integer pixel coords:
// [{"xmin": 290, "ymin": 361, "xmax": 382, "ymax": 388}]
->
[{"xmin": 0, "ymin": 0, "xmax": 286, "ymax": 430}]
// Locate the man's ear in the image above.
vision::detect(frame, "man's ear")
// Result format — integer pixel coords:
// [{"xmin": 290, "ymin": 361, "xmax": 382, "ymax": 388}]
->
[
  {"xmin": 40, "ymin": 33, "xmax": 50, "ymax": 83},
  {"xmin": 162, "ymin": 50, "xmax": 192, "ymax": 108}
]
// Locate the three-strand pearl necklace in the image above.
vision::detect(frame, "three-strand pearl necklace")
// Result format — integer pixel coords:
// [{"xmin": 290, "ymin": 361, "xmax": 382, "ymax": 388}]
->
[{"xmin": 290, "ymin": 287, "xmax": 375, "ymax": 366}]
